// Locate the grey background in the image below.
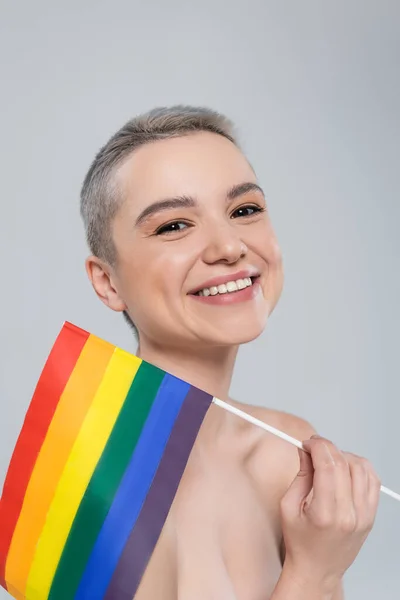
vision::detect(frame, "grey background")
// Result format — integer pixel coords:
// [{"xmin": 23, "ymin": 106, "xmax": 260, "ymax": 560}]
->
[{"xmin": 0, "ymin": 0, "xmax": 399, "ymax": 597}]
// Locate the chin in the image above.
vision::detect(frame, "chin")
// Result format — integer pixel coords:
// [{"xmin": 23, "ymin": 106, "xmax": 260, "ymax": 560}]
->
[{"xmin": 200, "ymin": 316, "xmax": 268, "ymax": 347}]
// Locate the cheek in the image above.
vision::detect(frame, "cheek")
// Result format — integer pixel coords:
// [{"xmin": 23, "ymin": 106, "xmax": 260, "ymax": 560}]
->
[
  {"xmin": 123, "ymin": 246, "xmax": 189, "ymax": 301},
  {"xmin": 262, "ymin": 224, "xmax": 282, "ymax": 265},
  {"xmin": 268, "ymin": 237, "xmax": 283, "ymax": 265},
  {"xmin": 250, "ymin": 223, "xmax": 282, "ymax": 266}
]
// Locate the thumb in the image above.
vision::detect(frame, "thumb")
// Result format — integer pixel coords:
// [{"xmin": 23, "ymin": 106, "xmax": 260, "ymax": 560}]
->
[{"xmin": 284, "ymin": 446, "xmax": 314, "ymax": 507}]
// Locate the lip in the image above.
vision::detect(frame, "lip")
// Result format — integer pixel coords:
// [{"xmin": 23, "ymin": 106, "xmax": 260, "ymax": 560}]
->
[{"xmin": 188, "ymin": 269, "xmax": 260, "ymax": 295}]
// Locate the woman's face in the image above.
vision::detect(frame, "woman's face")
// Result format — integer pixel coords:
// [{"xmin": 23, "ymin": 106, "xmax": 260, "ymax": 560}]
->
[{"xmin": 107, "ymin": 131, "xmax": 284, "ymax": 348}]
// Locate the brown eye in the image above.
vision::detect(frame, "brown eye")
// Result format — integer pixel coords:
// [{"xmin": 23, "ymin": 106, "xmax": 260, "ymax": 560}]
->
[
  {"xmin": 231, "ymin": 205, "xmax": 265, "ymax": 218},
  {"xmin": 155, "ymin": 221, "xmax": 189, "ymax": 235}
]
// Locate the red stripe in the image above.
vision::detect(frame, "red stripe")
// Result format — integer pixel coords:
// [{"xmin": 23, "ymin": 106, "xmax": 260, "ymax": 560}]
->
[{"xmin": 0, "ymin": 322, "xmax": 89, "ymax": 588}]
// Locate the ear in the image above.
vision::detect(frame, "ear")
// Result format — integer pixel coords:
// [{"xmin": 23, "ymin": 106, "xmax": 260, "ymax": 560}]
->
[{"xmin": 85, "ymin": 255, "xmax": 127, "ymax": 312}]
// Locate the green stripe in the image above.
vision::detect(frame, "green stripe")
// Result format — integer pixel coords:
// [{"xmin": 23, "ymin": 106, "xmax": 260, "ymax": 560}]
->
[{"xmin": 48, "ymin": 361, "xmax": 165, "ymax": 600}]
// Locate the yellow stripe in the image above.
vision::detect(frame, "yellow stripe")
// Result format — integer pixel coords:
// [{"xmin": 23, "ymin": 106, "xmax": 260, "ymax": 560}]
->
[
  {"xmin": 25, "ymin": 348, "xmax": 141, "ymax": 600},
  {"xmin": 5, "ymin": 335, "xmax": 115, "ymax": 600}
]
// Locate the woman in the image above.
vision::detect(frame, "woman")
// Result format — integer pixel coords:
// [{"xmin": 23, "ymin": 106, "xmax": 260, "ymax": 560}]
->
[{"xmin": 82, "ymin": 105, "xmax": 381, "ymax": 599}]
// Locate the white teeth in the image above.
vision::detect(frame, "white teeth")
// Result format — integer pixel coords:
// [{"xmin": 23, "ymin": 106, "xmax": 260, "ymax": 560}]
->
[
  {"xmin": 196, "ymin": 277, "xmax": 256, "ymax": 297},
  {"xmin": 226, "ymin": 281, "xmax": 238, "ymax": 292}
]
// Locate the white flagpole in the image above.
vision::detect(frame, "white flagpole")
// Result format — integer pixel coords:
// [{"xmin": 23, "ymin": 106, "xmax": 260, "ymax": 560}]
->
[{"xmin": 212, "ymin": 397, "xmax": 400, "ymax": 503}]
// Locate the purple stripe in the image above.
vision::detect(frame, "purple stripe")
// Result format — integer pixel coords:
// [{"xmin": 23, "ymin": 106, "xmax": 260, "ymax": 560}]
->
[{"xmin": 104, "ymin": 387, "xmax": 212, "ymax": 600}]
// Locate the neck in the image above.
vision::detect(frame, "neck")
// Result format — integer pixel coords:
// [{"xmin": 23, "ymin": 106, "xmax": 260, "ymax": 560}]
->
[{"xmin": 135, "ymin": 337, "xmax": 239, "ymax": 401}]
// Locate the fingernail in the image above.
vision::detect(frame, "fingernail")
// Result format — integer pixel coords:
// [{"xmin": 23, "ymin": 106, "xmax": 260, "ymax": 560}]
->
[{"xmin": 310, "ymin": 434, "xmax": 322, "ymax": 439}]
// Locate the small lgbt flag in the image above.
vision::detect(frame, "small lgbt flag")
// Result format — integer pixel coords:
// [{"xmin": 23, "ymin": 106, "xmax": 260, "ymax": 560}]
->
[{"xmin": 0, "ymin": 321, "xmax": 213, "ymax": 600}]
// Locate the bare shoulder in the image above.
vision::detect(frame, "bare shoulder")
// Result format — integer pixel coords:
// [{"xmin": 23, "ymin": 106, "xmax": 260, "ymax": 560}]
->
[
  {"xmin": 228, "ymin": 400, "xmax": 318, "ymax": 565},
  {"xmin": 231, "ymin": 399, "xmax": 316, "ymax": 438},
  {"xmin": 229, "ymin": 398, "xmax": 317, "ymax": 446},
  {"xmin": 229, "ymin": 399, "xmax": 317, "ymax": 498}
]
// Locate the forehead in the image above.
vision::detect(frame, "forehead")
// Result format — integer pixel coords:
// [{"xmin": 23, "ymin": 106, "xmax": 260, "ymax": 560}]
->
[{"xmin": 115, "ymin": 132, "xmax": 257, "ymax": 214}]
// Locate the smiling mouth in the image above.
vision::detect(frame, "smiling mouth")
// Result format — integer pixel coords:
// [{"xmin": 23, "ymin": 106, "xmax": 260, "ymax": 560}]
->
[{"xmin": 191, "ymin": 276, "xmax": 260, "ymax": 297}]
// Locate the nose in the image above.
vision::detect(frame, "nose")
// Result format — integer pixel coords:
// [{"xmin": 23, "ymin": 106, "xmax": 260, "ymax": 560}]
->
[{"xmin": 201, "ymin": 224, "xmax": 248, "ymax": 265}]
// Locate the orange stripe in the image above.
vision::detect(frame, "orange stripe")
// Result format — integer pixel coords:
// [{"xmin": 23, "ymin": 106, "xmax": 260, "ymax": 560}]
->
[
  {"xmin": 5, "ymin": 334, "xmax": 115, "ymax": 599},
  {"xmin": 0, "ymin": 322, "xmax": 89, "ymax": 590}
]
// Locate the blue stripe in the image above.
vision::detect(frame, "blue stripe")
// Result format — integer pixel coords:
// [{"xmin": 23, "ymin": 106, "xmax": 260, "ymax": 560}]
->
[{"xmin": 73, "ymin": 374, "xmax": 190, "ymax": 600}]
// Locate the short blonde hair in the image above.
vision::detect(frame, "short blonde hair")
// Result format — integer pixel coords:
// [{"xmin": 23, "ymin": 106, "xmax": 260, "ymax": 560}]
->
[{"xmin": 80, "ymin": 105, "xmax": 238, "ymax": 338}]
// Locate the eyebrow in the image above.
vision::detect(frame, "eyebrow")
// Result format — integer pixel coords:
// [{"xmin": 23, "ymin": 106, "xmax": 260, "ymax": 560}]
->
[{"xmin": 134, "ymin": 181, "xmax": 265, "ymax": 227}]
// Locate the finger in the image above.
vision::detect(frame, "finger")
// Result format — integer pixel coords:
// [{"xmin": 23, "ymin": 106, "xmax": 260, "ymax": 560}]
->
[
  {"xmin": 298, "ymin": 445, "xmax": 315, "ymax": 476},
  {"xmin": 345, "ymin": 452, "xmax": 381, "ymax": 530},
  {"xmin": 344, "ymin": 452, "xmax": 369, "ymax": 525},
  {"xmin": 301, "ymin": 437, "xmax": 336, "ymax": 517},
  {"xmin": 304, "ymin": 437, "xmax": 355, "ymax": 521},
  {"xmin": 366, "ymin": 461, "xmax": 382, "ymax": 517},
  {"xmin": 320, "ymin": 441, "xmax": 354, "ymax": 518},
  {"xmin": 282, "ymin": 448, "xmax": 315, "ymax": 516}
]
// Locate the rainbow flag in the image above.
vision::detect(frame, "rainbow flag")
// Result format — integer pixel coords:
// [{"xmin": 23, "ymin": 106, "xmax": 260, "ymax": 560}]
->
[{"xmin": 0, "ymin": 321, "xmax": 213, "ymax": 600}]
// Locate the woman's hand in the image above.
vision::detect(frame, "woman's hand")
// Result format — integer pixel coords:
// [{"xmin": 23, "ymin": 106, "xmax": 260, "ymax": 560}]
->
[{"xmin": 279, "ymin": 435, "xmax": 381, "ymax": 593}]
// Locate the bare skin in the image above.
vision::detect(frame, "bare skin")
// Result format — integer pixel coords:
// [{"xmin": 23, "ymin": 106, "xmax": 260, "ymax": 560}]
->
[
  {"xmin": 85, "ymin": 130, "xmax": 354, "ymax": 598},
  {"xmin": 134, "ymin": 402, "xmax": 316, "ymax": 600},
  {"xmin": 86, "ymin": 131, "xmax": 293, "ymax": 597}
]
